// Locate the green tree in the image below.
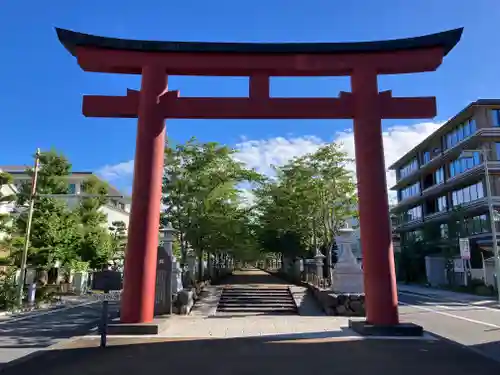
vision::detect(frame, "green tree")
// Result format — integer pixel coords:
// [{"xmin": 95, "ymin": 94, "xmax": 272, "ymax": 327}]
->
[
  {"xmin": 161, "ymin": 137, "xmax": 263, "ymax": 278},
  {"xmin": 9, "ymin": 150, "xmax": 80, "ymax": 276},
  {"xmin": 74, "ymin": 176, "xmax": 114, "ymax": 270},
  {"xmin": 254, "ymin": 143, "xmax": 357, "ymax": 278},
  {"xmin": 109, "ymin": 220, "xmax": 127, "ymax": 270},
  {"xmin": 398, "ymin": 207, "xmax": 466, "ymax": 284}
]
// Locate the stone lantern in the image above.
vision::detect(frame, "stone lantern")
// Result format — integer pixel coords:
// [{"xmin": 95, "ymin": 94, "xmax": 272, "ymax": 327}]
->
[
  {"xmin": 159, "ymin": 222, "xmax": 177, "ymax": 257},
  {"xmin": 314, "ymin": 248, "xmax": 325, "ymax": 279},
  {"xmin": 332, "ymin": 226, "xmax": 364, "ymax": 294}
]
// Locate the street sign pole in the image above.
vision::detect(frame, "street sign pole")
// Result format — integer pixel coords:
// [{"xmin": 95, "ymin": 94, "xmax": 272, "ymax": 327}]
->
[
  {"xmin": 100, "ymin": 287, "xmax": 109, "ymax": 348},
  {"xmin": 459, "ymin": 238, "xmax": 471, "ymax": 287}
]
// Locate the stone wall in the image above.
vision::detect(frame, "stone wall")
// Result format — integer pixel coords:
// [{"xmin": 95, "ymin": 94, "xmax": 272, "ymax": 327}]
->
[
  {"xmin": 174, "ymin": 268, "xmax": 232, "ymax": 315},
  {"xmin": 174, "ymin": 280, "xmax": 211, "ymax": 315},
  {"xmin": 308, "ymin": 284, "xmax": 365, "ymax": 316},
  {"xmin": 269, "ymin": 268, "xmax": 365, "ymax": 317}
]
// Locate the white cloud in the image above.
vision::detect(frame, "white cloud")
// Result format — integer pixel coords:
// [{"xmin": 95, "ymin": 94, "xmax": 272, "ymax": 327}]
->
[
  {"xmin": 96, "ymin": 122, "xmax": 443, "ymax": 203},
  {"xmin": 335, "ymin": 121, "xmax": 443, "ymax": 198},
  {"xmin": 233, "ymin": 136, "xmax": 325, "ymax": 176},
  {"xmin": 98, "ymin": 160, "xmax": 134, "ymax": 181}
]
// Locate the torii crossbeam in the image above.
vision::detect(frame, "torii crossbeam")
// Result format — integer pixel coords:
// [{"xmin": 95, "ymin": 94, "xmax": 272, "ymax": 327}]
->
[{"xmin": 56, "ymin": 27, "xmax": 462, "ymax": 334}]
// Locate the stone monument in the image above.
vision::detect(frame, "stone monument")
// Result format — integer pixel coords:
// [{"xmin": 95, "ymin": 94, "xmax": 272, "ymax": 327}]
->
[
  {"xmin": 314, "ymin": 248, "xmax": 325, "ymax": 279},
  {"xmin": 171, "ymin": 255, "xmax": 183, "ymax": 293},
  {"xmin": 332, "ymin": 226, "xmax": 364, "ymax": 294}
]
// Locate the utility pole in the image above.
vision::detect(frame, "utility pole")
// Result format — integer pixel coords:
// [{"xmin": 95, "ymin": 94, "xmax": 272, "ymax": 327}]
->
[{"xmin": 16, "ymin": 148, "xmax": 41, "ymax": 308}]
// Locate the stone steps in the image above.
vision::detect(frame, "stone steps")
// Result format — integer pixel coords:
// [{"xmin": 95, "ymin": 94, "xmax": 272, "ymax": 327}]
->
[{"xmin": 216, "ymin": 286, "xmax": 298, "ymax": 315}]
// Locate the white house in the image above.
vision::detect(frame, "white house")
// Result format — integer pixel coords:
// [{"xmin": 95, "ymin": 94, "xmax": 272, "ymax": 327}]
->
[
  {"xmin": 0, "ymin": 166, "xmax": 130, "ymax": 231},
  {"xmin": 0, "ymin": 169, "xmax": 18, "ymax": 241}
]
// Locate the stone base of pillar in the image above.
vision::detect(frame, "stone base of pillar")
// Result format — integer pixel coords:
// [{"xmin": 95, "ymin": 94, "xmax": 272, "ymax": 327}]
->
[
  {"xmin": 348, "ymin": 320, "xmax": 423, "ymax": 337},
  {"xmin": 107, "ymin": 317, "xmax": 171, "ymax": 335}
]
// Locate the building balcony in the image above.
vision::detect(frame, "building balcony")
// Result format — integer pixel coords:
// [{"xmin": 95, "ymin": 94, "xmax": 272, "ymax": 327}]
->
[
  {"xmin": 392, "ymin": 161, "xmax": 500, "ymax": 213},
  {"xmin": 394, "ymin": 196, "xmax": 500, "ymax": 231},
  {"xmin": 391, "ymin": 127, "xmax": 500, "ymax": 191}
]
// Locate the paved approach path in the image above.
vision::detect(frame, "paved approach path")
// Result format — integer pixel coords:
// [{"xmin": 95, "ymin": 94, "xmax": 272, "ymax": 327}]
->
[
  {"xmin": 4, "ymin": 269, "xmax": 500, "ymax": 374},
  {"xmin": 161, "ymin": 268, "xmax": 348, "ymax": 338}
]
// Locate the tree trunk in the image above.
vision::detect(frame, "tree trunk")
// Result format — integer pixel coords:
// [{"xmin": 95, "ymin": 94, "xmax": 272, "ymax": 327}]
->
[
  {"xmin": 325, "ymin": 241, "xmax": 334, "ymax": 285},
  {"xmin": 197, "ymin": 250, "xmax": 204, "ymax": 282}
]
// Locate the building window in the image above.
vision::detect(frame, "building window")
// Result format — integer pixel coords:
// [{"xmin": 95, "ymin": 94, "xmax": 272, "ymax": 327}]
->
[
  {"xmin": 452, "ymin": 181, "xmax": 484, "ymax": 207},
  {"xmin": 399, "ymin": 158, "xmax": 419, "ymax": 179},
  {"xmin": 492, "ymin": 109, "xmax": 500, "ymax": 127},
  {"xmin": 401, "ymin": 206, "xmax": 422, "ymax": 223},
  {"xmin": 449, "ymin": 151, "xmax": 481, "ymax": 178},
  {"xmin": 467, "ymin": 214, "xmax": 489, "ymax": 235},
  {"xmin": 442, "ymin": 118, "xmax": 477, "ymax": 150},
  {"xmin": 423, "ymin": 151, "xmax": 431, "ymax": 164},
  {"xmin": 469, "ymin": 118, "xmax": 477, "ymax": 134},
  {"xmin": 437, "ymin": 195, "xmax": 447, "ymax": 212},
  {"xmin": 400, "ymin": 182, "xmax": 420, "ymax": 200},
  {"xmin": 404, "ymin": 230, "xmax": 423, "ymax": 242},
  {"xmin": 68, "ymin": 184, "xmax": 76, "ymax": 194},
  {"xmin": 434, "ymin": 167, "xmax": 444, "ymax": 184}
]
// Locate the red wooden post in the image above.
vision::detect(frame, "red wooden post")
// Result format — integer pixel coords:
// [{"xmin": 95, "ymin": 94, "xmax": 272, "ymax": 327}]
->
[
  {"xmin": 120, "ymin": 67, "xmax": 167, "ymax": 323},
  {"xmin": 351, "ymin": 69, "xmax": 399, "ymax": 325}
]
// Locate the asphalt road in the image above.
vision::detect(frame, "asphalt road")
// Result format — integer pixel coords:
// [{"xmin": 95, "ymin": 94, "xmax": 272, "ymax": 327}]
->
[
  {"xmin": 398, "ymin": 291, "xmax": 500, "ymax": 361},
  {"xmin": 0, "ymin": 301, "xmax": 120, "ymax": 370}
]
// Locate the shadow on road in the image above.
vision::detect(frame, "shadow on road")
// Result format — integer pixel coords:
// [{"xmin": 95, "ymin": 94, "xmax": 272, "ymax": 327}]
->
[
  {"xmin": 0, "ymin": 303, "xmax": 119, "ymax": 349},
  {"xmin": 3, "ymin": 331, "xmax": 500, "ymax": 375}
]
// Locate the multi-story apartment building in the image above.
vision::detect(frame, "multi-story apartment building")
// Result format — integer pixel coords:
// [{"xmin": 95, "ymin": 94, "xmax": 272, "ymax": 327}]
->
[
  {"xmin": 389, "ymin": 100, "xmax": 500, "ymax": 267},
  {"xmin": 0, "ymin": 167, "xmax": 131, "ymax": 231}
]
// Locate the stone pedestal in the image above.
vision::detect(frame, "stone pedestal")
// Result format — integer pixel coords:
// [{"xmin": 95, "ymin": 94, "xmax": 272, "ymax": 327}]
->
[
  {"xmin": 172, "ymin": 257, "xmax": 183, "ymax": 294},
  {"xmin": 71, "ymin": 272, "xmax": 88, "ymax": 294},
  {"xmin": 332, "ymin": 228, "xmax": 364, "ymax": 294},
  {"xmin": 314, "ymin": 249, "xmax": 325, "ymax": 278},
  {"xmin": 186, "ymin": 252, "xmax": 197, "ymax": 287}
]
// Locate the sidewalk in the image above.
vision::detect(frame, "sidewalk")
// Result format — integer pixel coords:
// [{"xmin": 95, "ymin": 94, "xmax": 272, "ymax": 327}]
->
[{"xmin": 398, "ymin": 283, "xmax": 499, "ymax": 305}]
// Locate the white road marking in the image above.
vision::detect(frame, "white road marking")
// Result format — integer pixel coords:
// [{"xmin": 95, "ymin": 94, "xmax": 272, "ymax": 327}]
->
[
  {"xmin": 399, "ymin": 291, "xmax": 500, "ymax": 313},
  {"xmin": 0, "ymin": 301, "xmax": 99, "ymax": 325},
  {"xmin": 399, "ymin": 301, "xmax": 500, "ymax": 329}
]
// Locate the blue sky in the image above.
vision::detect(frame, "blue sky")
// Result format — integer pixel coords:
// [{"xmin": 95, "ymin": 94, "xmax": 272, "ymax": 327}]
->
[{"xmin": 1, "ymin": 0, "xmax": 500, "ymax": 193}]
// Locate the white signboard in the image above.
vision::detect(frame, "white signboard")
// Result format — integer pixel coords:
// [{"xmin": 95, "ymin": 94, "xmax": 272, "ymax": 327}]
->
[
  {"xmin": 459, "ymin": 238, "xmax": 470, "ymax": 260},
  {"xmin": 91, "ymin": 291, "xmax": 122, "ymax": 301}
]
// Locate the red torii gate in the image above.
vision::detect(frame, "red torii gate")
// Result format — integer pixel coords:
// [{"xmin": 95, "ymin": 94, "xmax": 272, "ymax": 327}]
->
[{"xmin": 56, "ymin": 27, "xmax": 462, "ymax": 334}]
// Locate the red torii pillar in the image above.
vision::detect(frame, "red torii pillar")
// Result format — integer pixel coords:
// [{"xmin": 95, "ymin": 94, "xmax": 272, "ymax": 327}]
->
[
  {"xmin": 55, "ymin": 27, "xmax": 462, "ymax": 334},
  {"xmin": 351, "ymin": 70, "xmax": 399, "ymax": 327},
  {"xmin": 121, "ymin": 67, "xmax": 168, "ymax": 323}
]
